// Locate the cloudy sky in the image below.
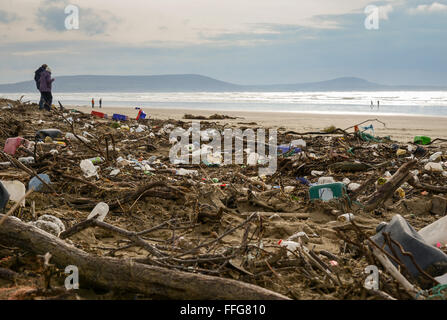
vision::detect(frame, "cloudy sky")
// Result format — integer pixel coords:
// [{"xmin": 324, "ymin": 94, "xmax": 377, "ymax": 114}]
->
[{"xmin": 0, "ymin": 0, "xmax": 446, "ymax": 85}]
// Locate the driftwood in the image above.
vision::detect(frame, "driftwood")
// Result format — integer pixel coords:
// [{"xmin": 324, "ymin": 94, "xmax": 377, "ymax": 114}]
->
[
  {"xmin": 240, "ymin": 211, "xmax": 309, "ymax": 219},
  {"xmin": 408, "ymin": 176, "xmax": 447, "ymax": 193},
  {"xmin": 364, "ymin": 160, "xmax": 417, "ymax": 211},
  {"xmin": 370, "ymin": 245, "xmax": 423, "ymax": 300},
  {"xmin": 0, "ymin": 214, "xmax": 289, "ymax": 300},
  {"xmin": 328, "ymin": 161, "xmax": 372, "ymax": 172}
]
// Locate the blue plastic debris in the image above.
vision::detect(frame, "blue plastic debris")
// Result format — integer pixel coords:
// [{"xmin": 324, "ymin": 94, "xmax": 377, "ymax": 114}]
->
[
  {"xmin": 296, "ymin": 177, "xmax": 310, "ymax": 186},
  {"xmin": 112, "ymin": 114, "xmax": 128, "ymax": 121},
  {"xmin": 278, "ymin": 145, "xmax": 301, "ymax": 155},
  {"xmin": 29, "ymin": 174, "xmax": 51, "ymax": 192}
]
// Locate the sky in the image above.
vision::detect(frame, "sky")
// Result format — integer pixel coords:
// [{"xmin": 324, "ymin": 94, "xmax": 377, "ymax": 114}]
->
[{"xmin": 0, "ymin": 0, "xmax": 446, "ymax": 85}]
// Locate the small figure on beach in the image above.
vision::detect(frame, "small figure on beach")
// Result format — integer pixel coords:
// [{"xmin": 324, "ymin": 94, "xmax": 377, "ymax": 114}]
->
[
  {"xmin": 370, "ymin": 100, "xmax": 374, "ymax": 110},
  {"xmin": 377, "ymin": 100, "xmax": 380, "ymax": 110},
  {"xmin": 34, "ymin": 64, "xmax": 47, "ymax": 110},
  {"xmin": 39, "ymin": 66, "xmax": 54, "ymax": 111},
  {"xmin": 92, "ymin": 98, "xmax": 95, "ymax": 108},
  {"xmin": 99, "ymin": 98, "xmax": 102, "ymax": 109}
]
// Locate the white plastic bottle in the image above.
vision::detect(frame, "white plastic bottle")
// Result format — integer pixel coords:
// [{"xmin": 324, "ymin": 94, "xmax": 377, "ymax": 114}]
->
[
  {"xmin": 87, "ymin": 202, "xmax": 109, "ymax": 221},
  {"xmin": 278, "ymin": 239, "xmax": 303, "ymax": 256}
]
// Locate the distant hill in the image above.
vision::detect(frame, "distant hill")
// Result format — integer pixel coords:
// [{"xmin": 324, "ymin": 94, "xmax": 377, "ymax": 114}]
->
[{"xmin": 0, "ymin": 74, "xmax": 445, "ymax": 92}]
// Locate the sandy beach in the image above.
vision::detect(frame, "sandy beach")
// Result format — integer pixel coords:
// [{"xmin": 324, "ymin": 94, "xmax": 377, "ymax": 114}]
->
[{"xmin": 74, "ymin": 106, "xmax": 447, "ymax": 142}]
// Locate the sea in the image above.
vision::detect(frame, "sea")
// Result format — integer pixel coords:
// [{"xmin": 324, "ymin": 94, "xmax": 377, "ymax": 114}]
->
[{"xmin": 2, "ymin": 91, "xmax": 447, "ymax": 116}]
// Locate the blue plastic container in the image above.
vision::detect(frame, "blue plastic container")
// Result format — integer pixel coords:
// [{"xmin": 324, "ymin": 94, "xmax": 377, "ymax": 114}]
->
[
  {"xmin": 112, "ymin": 114, "xmax": 128, "ymax": 121},
  {"xmin": 29, "ymin": 174, "xmax": 51, "ymax": 193}
]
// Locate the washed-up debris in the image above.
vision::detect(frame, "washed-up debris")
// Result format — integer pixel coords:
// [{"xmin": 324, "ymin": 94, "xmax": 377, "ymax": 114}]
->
[
  {"xmin": 1, "ymin": 98, "xmax": 447, "ymax": 300},
  {"xmin": 371, "ymin": 214, "xmax": 447, "ymax": 289},
  {"xmin": 183, "ymin": 113, "xmax": 237, "ymax": 120}
]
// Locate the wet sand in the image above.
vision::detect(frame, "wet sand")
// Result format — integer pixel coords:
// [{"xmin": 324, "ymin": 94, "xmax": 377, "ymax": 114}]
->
[{"xmin": 73, "ymin": 106, "xmax": 447, "ymax": 142}]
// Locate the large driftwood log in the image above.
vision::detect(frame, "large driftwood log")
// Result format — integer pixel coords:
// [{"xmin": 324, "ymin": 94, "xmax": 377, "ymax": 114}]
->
[
  {"xmin": 364, "ymin": 160, "xmax": 417, "ymax": 212},
  {"xmin": 0, "ymin": 215, "xmax": 289, "ymax": 300}
]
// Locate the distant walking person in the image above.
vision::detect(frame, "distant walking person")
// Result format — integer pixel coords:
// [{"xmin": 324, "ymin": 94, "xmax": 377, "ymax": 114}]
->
[
  {"xmin": 39, "ymin": 66, "xmax": 54, "ymax": 111},
  {"xmin": 370, "ymin": 100, "xmax": 374, "ymax": 110},
  {"xmin": 92, "ymin": 98, "xmax": 95, "ymax": 108},
  {"xmin": 99, "ymin": 98, "xmax": 102, "ymax": 108},
  {"xmin": 34, "ymin": 64, "xmax": 47, "ymax": 110},
  {"xmin": 377, "ymin": 100, "xmax": 380, "ymax": 110}
]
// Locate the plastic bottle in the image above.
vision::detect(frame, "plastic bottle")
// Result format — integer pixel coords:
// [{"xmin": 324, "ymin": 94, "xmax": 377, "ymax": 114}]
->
[
  {"xmin": 278, "ymin": 239, "xmax": 302, "ymax": 256},
  {"xmin": 429, "ymin": 152, "xmax": 443, "ymax": 162},
  {"xmin": 424, "ymin": 162, "xmax": 444, "ymax": 172},
  {"xmin": 88, "ymin": 157, "xmax": 103, "ymax": 165},
  {"xmin": 80, "ymin": 159, "xmax": 98, "ymax": 178},
  {"xmin": 87, "ymin": 202, "xmax": 109, "ymax": 221},
  {"xmin": 414, "ymin": 136, "xmax": 431, "ymax": 145},
  {"xmin": 18, "ymin": 157, "xmax": 35, "ymax": 164},
  {"xmin": 337, "ymin": 213, "xmax": 355, "ymax": 222},
  {"xmin": 110, "ymin": 169, "xmax": 120, "ymax": 176},
  {"xmin": 175, "ymin": 168, "xmax": 198, "ymax": 176},
  {"xmin": 418, "ymin": 215, "xmax": 447, "ymax": 247}
]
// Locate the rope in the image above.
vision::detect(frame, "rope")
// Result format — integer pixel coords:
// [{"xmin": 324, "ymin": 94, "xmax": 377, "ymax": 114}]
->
[{"xmin": 427, "ymin": 284, "xmax": 447, "ymax": 300}]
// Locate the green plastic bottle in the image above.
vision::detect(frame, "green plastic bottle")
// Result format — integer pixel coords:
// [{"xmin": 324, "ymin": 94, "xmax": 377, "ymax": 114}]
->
[{"xmin": 414, "ymin": 136, "xmax": 431, "ymax": 145}]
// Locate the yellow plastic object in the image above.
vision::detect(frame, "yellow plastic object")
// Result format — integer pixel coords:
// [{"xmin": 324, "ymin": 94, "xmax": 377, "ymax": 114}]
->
[
  {"xmin": 54, "ymin": 141, "xmax": 66, "ymax": 147},
  {"xmin": 395, "ymin": 187, "xmax": 405, "ymax": 198},
  {"xmin": 396, "ymin": 149, "xmax": 406, "ymax": 156}
]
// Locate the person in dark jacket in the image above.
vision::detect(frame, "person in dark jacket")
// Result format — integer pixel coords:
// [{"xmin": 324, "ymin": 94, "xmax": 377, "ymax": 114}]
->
[
  {"xmin": 39, "ymin": 66, "xmax": 54, "ymax": 111},
  {"xmin": 34, "ymin": 64, "xmax": 47, "ymax": 110}
]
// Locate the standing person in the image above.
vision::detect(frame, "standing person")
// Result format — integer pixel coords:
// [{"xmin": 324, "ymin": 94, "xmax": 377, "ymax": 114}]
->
[
  {"xmin": 34, "ymin": 64, "xmax": 47, "ymax": 110},
  {"xmin": 39, "ymin": 66, "xmax": 54, "ymax": 111},
  {"xmin": 92, "ymin": 98, "xmax": 95, "ymax": 108},
  {"xmin": 99, "ymin": 98, "xmax": 102, "ymax": 109},
  {"xmin": 377, "ymin": 100, "xmax": 380, "ymax": 110},
  {"xmin": 370, "ymin": 100, "xmax": 374, "ymax": 110}
]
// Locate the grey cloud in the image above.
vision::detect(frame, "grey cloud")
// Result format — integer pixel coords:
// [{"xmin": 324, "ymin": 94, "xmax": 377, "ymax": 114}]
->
[
  {"xmin": 0, "ymin": 10, "xmax": 19, "ymax": 23},
  {"xmin": 36, "ymin": 0, "xmax": 117, "ymax": 36}
]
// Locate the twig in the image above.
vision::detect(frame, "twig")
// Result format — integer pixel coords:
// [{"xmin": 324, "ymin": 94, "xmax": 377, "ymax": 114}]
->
[{"xmin": 0, "ymin": 189, "xmax": 33, "ymax": 227}]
